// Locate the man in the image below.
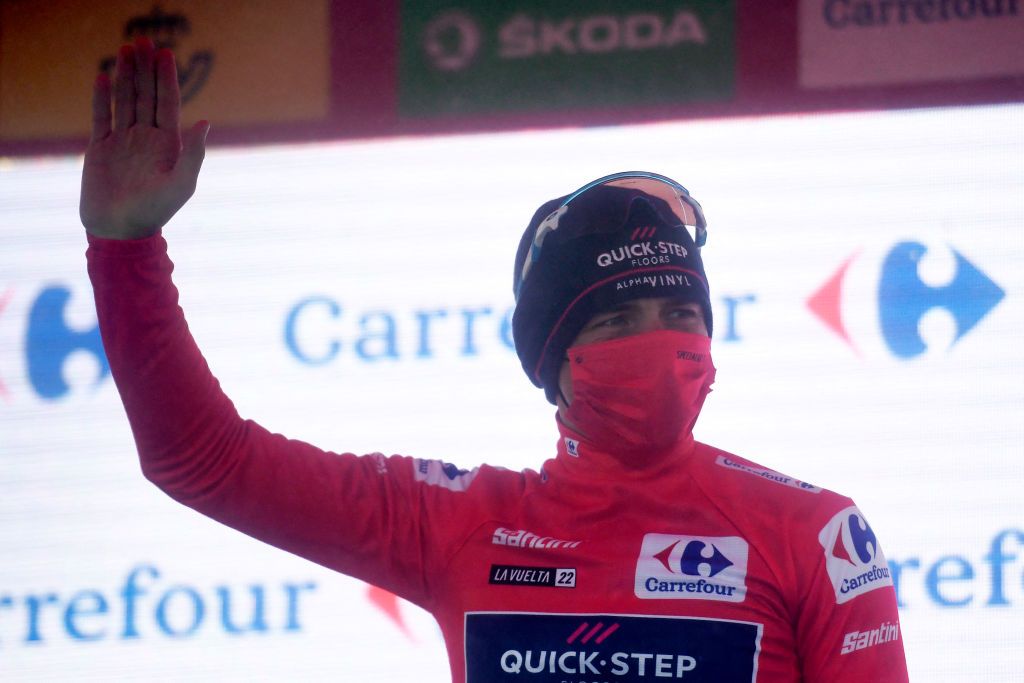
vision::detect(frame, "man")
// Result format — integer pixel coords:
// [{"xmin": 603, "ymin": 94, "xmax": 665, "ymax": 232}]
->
[{"xmin": 82, "ymin": 38, "xmax": 909, "ymax": 681}]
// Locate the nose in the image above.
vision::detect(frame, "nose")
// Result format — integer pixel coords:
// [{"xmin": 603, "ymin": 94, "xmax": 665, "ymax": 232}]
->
[{"xmin": 633, "ymin": 308, "xmax": 667, "ymax": 334}]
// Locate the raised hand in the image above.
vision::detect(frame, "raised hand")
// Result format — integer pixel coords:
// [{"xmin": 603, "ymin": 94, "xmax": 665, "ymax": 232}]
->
[{"xmin": 80, "ymin": 37, "xmax": 210, "ymax": 239}]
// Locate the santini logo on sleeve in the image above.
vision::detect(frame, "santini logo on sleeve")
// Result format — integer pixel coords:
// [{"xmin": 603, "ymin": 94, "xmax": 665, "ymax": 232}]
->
[
  {"xmin": 492, "ymin": 527, "xmax": 581, "ymax": 550},
  {"xmin": 634, "ymin": 534, "xmax": 748, "ymax": 602}
]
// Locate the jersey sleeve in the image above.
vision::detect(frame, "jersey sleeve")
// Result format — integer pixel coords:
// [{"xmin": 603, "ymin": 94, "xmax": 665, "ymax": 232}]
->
[
  {"xmin": 795, "ymin": 500, "xmax": 909, "ymax": 682},
  {"xmin": 86, "ymin": 232, "xmax": 475, "ymax": 609}
]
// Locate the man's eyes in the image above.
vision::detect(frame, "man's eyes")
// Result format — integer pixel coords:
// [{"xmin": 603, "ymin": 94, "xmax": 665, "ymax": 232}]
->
[
  {"xmin": 668, "ymin": 307, "xmax": 698, "ymax": 319},
  {"xmin": 593, "ymin": 314, "xmax": 626, "ymax": 328},
  {"xmin": 585, "ymin": 305, "xmax": 700, "ymax": 333}
]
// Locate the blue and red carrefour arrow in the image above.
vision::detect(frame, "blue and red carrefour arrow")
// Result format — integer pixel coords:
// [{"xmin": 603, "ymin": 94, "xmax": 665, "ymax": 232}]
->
[{"xmin": 806, "ymin": 243, "xmax": 1003, "ymax": 359}]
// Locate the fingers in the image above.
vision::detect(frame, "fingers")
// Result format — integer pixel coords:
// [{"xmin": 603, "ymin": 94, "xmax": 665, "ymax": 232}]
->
[
  {"xmin": 90, "ymin": 73, "xmax": 112, "ymax": 142},
  {"xmin": 155, "ymin": 48, "xmax": 180, "ymax": 132},
  {"xmin": 113, "ymin": 44, "xmax": 136, "ymax": 130},
  {"xmin": 113, "ymin": 39, "xmax": 163, "ymax": 130},
  {"xmin": 172, "ymin": 120, "xmax": 211, "ymax": 198},
  {"xmin": 134, "ymin": 37, "xmax": 157, "ymax": 126}
]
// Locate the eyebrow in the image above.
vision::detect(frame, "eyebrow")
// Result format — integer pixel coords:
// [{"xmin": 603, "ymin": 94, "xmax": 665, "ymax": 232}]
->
[
  {"xmin": 601, "ymin": 302, "xmax": 642, "ymax": 314},
  {"xmin": 604, "ymin": 299, "xmax": 700, "ymax": 313}
]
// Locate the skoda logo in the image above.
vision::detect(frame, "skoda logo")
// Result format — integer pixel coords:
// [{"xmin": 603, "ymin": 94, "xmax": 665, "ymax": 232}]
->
[{"xmin": 423, "ymin": 11, "xmax": 481, "ymax": 71}]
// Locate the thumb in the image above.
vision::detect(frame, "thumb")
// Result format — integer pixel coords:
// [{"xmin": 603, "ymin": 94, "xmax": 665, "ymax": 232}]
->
[{"xmin": 172, "ymin": 120, "xmax": 210, "ymax": 197}]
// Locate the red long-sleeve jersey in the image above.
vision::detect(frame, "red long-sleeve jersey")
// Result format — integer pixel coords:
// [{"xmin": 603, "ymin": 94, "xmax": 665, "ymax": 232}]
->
[{"xmin": 87, "ymin": 233, "xmax": 909, "ymax": 682}]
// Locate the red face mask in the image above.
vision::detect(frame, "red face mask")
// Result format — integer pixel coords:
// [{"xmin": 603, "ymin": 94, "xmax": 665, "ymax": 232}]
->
[{"xmin": 564, "ymin": 330, "xmax": 716, "ymax": 459}]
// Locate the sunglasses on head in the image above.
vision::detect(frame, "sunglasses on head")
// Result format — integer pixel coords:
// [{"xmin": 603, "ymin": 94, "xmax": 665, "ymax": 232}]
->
[{"xmin": 516, "ymin": 172, "xmax": 707, "ymax": 300}]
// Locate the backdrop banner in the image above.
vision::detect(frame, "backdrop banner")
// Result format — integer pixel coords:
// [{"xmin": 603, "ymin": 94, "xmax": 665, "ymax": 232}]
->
[{"xmin": 1, "ymin": 103, "xmax": 1021, "ymax": 681}]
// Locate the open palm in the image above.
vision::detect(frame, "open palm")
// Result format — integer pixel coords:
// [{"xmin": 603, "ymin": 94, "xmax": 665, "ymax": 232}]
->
[{"xmin": 80, "ymin": 38, "xmax": 209, "ymax": 239}]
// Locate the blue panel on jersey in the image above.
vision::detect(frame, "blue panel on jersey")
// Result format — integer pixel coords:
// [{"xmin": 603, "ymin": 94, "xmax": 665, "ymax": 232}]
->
[{"xmin": 465, "ymin": 612, "xmax": 761, "ymax": 682}]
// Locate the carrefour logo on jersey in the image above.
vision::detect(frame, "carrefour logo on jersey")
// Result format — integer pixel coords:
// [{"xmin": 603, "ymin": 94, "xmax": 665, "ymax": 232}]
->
[
  {"xmin": 634, "ymin": 534, "xmax": 748, "ymax": 602},
  {"xmin": 818, "ymin": 506, "xmax": 894, "ymax": 604},
  {"xmin": 807, "ymin": 241, "xmax": 1004, "ymax": 359}
]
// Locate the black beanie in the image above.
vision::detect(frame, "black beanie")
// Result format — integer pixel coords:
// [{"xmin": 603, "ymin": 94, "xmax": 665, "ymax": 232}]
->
[{"xmin": 512, "ymin": 181, "xmax": 712, "ymax": 404}]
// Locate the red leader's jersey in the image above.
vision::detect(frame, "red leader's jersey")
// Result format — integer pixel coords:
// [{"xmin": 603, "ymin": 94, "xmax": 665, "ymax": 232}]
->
[{"xmin": 87, "ymin": 233, "xmax": 909, "ymax": 682}]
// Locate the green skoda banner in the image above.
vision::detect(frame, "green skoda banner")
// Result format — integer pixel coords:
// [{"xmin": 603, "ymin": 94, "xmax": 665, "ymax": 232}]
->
[{"xmin": 399, "ymin": 0, "xmax": 736, "ymax": 117}]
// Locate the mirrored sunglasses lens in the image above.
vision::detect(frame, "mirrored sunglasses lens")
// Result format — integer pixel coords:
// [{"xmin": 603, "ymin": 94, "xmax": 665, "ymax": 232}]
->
[{"xmin": 602, "ymin": 177, "xmax": 703, "ymax": 243}]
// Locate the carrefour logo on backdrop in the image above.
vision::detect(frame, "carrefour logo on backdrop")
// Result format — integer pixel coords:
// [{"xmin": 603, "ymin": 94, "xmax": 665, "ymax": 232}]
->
[
  {"xmin": 807, "ymin": 241, "xmax": 1004, "ymax": 358},
  {"xmin": 6, "ymin": 239, "xmax": 1006, "ymax": 403},
  {"xmin": 281, "ymin": 293, "xmax": 761, "ymax": 366},
  {"xmin": 5, "ymin": 284, "xmax": 110, "ymax": 402}
]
